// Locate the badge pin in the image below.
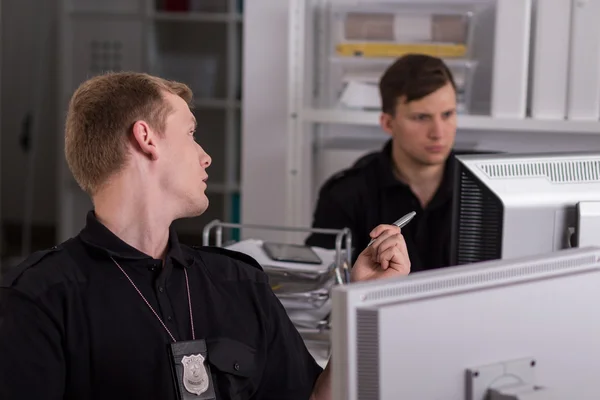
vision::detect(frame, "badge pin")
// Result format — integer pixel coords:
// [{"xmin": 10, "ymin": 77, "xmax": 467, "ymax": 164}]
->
[{"xmin": 182, "ymin": 354, "xmax": 209, "ymax": 396}]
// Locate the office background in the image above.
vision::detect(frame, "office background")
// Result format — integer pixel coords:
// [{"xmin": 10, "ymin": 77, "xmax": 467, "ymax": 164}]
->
[{"xmin": 2, "ymin": 0, "xmax": 600, "ymax": 270}]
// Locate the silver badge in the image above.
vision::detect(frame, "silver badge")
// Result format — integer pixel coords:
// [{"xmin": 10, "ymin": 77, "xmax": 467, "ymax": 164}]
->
[{"xmin": 182, "ymin": 354, "xmax": 209, "ymax": 396}]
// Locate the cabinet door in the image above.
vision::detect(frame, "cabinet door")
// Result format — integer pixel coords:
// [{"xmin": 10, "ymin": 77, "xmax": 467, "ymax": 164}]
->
[{"xmin": 70, "ymin": 17, "xmax": 144, "ymax": 90}]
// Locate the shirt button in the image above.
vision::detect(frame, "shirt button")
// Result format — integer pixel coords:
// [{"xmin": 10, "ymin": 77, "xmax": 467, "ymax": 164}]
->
[
  {"xmin": 167, "ymin": 316, "xmax": 172, "ymax": 321},
  {"xmin": 158, "ymin": 286, "xmax": 164, "ymax": 293},
  {"xmin": 233, "ymin": 362, "xmax": 240, "ymax": 371}
]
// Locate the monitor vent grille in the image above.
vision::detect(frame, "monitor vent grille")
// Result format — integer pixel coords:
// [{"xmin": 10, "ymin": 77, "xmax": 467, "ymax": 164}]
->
[
  {"xmin": 456, "ymin": 169, "xmax": 503, "ymax": 264},
  {"xmin": 363, "ymin": 254, "xmax": 597, "ymax": 302},
  {"xmin": 478, "ymin": 159, "xmax": 600, "ymax": 183},
  {"xmin": 357, "ymin": 309, "xmax": 379, "ymax": 400}
]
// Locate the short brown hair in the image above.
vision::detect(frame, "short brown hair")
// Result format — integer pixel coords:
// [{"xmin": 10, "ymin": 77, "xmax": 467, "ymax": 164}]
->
[
  {"xmin": 65, "ymin": 71, "xmax": 193, "ymax": 195},
  {"xmin": 379, "ymin": 54, "xmax": 456, "ymax": 115}
]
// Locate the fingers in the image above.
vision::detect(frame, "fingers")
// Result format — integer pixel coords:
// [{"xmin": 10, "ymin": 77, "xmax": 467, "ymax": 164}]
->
[
  {"xmin": 369, "ymin": 224, "xmax": 401, "ymax": 253},
  {"xmin": 370, "ymin": 229, "xmax": 410, "ymax": 274},
  {"xmin": 369, "ymin": 224, "xmax": 401, "ymax": 242},
  {"xmin": 377, "ymin": 241, "xmax": 411, "ymax": 273},
  {"xmin": 368, "ymin": 225, "xmax": 401, "ymax": 258},
  {"xmin": 374, "ymin": 233, "xmax": 401, "ymax": 268}
]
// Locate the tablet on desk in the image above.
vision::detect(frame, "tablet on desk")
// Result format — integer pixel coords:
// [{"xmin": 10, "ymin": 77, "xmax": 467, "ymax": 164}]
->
[{"xmin": 262, "ymin": 242, "xmax": 323, "ymax": 265}]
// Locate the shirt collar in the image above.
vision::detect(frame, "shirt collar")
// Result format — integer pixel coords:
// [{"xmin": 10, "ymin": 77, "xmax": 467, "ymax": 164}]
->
[
  {"xmin": 79, "ymin": 210, "xmax": 189, "ymax": 267},
  {"xmin": 376, "ymin": 140, "xmax": 404, "ymax": 188},
  {"xmin": 375, "ymin": 139, "xmax": 456, "ymax": 197}
]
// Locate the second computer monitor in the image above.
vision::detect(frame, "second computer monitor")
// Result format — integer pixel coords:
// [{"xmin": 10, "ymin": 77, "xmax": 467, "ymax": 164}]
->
[
  {"xmin": 450, "ymin": 151, "xmax": 600, "ymax": 265},
  {"xmin": 331, "ymin": 247, "xmax": 600, "ymax": 400}
]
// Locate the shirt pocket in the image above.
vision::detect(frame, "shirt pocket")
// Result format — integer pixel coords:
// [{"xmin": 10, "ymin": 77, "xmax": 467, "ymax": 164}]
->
[{"xmin": 206, "ymin": 337, "xmax": 259, "ymax": 399}]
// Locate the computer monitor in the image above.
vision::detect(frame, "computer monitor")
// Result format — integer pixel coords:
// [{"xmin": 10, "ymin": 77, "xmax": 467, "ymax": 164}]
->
[
  {"xmin": 450, "ymin": 151, "xmax": 600, "ymax": 266},
  {"xmin": 331, "ymin": 247, "xmax": 600, "ymax": 400}
]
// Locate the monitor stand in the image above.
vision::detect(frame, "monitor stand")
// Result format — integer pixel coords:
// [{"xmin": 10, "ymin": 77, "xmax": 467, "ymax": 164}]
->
[
  {"xmin": 487, "ymin": 386, "xmax": 556, "ymax": 399},
  {"xmin": 576, "ymin": 201, "xmax": 600, "ymax": 248},
  {"xmin": 466, "ymin": 358, "xmax": 557, "ymax": 400}
]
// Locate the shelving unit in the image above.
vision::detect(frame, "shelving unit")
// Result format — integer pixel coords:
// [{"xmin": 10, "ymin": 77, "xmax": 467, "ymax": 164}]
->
[
  {"xmin": 150, "ymin": 11, "xmax": 242, "ymax": 23},
  {"xmin": 57, "ymin": 0, "xmax": 243, "ymax": 243},
  {"xmin": 285, "ymin": 0, "xmax": 600, "ymax": 237},
  {"xmin": 300, "ymin": 109, "xmax": 600, "ymax": 134}
]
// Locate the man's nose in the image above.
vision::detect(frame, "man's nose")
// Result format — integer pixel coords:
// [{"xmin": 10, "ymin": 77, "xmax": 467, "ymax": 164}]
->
[
  {"xmin": 200, "ymin": 151, "xmax": 212, "ymax": 168},
  {"xmin": 429, "ymin": 118, "xmax": 444, "ymax": 139}
]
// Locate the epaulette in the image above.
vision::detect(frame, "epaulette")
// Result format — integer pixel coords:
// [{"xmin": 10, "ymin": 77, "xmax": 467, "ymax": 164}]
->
[
  {"xmin": 192, "ymin": 245, "xmax": 264, "ymax": 272},
  {"xmin": 319, "ymin": 150, "xmax": 379, "ymax": 193},
  {"xmin": 352, "ymin": 150, "xmax": 380, "ymax": 168},
  {"xmin": 0, "ymin": 245, "xmax": 63, "ymax": 287}
]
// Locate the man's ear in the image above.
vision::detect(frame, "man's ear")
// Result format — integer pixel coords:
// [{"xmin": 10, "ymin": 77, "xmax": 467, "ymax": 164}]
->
[
  {"xmin": 131, "ymin": 120, "xmax": 159, "ymax": 160},
  {"xmin": 379, "ymin": 112, "xmax": 394, "ymax": 137}
]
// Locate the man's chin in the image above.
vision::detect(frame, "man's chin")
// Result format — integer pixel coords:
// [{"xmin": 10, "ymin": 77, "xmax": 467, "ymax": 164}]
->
[
  {"xmin": 183, "ymin": 198, "xmax": 209, "ymax": 218},
  {"xmin": 194, "ymin": 200, "xmax": 209, "ymax": 217},
  {"xmin": 419, "ymin": 153, "xmax": 448, "ymax": 166}
]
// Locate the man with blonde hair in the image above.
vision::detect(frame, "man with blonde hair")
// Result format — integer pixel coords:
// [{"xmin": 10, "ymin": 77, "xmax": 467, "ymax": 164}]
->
[{"xmin": 0, "ymin": 72, "xmax": 410, "ymax": 399}]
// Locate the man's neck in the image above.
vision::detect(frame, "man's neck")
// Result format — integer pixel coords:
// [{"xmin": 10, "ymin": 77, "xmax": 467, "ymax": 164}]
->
[
  {"xmin": 92, "ymin": 176, "xmax": 173, "ymax": 261},
  {"xmin": 392, "ymin": 148, "xmax": 445, "ymax": 209}
]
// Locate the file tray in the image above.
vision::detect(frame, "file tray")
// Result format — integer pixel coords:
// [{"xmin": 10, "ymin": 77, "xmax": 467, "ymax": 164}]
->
[
  {"xmin": 201, "ymin": 220, "xmax": 352, "ymax": 283},
  {"xmin": 201, "ymin": 220, "xmax": 353, "ymax": 336},
  {"xmin": 329, "ymin": 2, "xmax": 479, "ymax": 59},
  {"xmin": 224, "ymin": 238, "xmax": 336, "ymax": 310},
  {"xmin": 222, "ymin": 239, "xmax": 337, "ymax": 333}
]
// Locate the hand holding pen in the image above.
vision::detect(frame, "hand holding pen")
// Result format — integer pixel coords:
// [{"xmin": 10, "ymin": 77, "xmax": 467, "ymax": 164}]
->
[
  {"xmin": 367, "ymin": 211, "xmax": 416, "ymax": 247},
  {"xmin": 351, "ymin": 211, "xmax": 415, "ymax": 282}
]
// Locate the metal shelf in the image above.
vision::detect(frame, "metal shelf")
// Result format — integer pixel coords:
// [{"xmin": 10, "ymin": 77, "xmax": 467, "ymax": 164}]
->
[
  {"xmin": 329, "ymin": 55, "xmax": 477, "ymax": 68},
  {"xmin": 301, "ymin": 108, "xmax": 600, "ymax": 135},
  {"xmin": 68, "ymin": 10, "xmax": 142, "ymax": 18},
  {"xmin": 150, "ymin": 11, "xmax": 242, "ymax": 23},
  {"xmin": 457, "ymin": 115, "xmax": 600, "ymax": 134}
]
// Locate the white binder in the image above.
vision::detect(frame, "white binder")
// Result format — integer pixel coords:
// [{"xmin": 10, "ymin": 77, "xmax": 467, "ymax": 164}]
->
[
  {"xmin": 567, "ymin": 0, "xmax": 600, "ymax": 121},
  {"xmin": 530, "ymin": 0, "xmax": 572, "ymax": 120},
  {"xmin": 491, "ymin": 0, "xmax": 532, "ymax": 119}
]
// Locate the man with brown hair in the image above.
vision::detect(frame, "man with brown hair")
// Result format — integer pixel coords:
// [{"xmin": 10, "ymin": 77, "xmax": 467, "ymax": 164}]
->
[
  {"xmin": 306, "ymin": 54, "xmax": 458, "ymax": 272},
  {"xmin": 0, "ymin": 71, "xmax": 411, "ymax": 399}
]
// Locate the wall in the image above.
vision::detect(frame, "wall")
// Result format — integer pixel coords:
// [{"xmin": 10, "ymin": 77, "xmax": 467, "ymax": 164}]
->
[{"xmin": 1, "ymin": 0, "xmax": 59, "ymax": 228}]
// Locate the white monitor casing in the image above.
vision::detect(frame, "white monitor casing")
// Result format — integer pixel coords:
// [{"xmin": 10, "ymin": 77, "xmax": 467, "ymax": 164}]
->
[{"xmin": 332, "ymin": 247, "xmax": 600, "ymax": 400}]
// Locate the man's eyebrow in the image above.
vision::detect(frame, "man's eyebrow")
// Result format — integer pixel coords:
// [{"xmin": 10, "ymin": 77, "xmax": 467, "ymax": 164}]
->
[
  {"xmin": 411, "ymin": 112, "xmax": 432, "ymax": 117},
  {"xmin": 409, "ymin": 109, "xmax": 455, "ymax": 116}
]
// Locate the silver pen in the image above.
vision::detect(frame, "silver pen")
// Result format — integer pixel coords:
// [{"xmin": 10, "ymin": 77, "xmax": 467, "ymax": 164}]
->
[{"xmin": 368, "ymin": 211, "xmax": 416, "ymax": 247}]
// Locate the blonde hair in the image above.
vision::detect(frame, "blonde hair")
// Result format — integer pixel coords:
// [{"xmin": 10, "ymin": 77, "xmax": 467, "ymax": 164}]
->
[{"xmin": 65, "ymin": 71, "xmax": 193, "ymax": 194}]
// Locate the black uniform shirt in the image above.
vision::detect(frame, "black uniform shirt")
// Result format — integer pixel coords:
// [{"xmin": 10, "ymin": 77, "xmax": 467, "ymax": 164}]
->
[
  {"xmin": 0, "ymin": 211, "xmax": 322, "ymax": 400},
  {"xmin": 305, "ymin": 140, "xmax": 455, "ymax": 272}
]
